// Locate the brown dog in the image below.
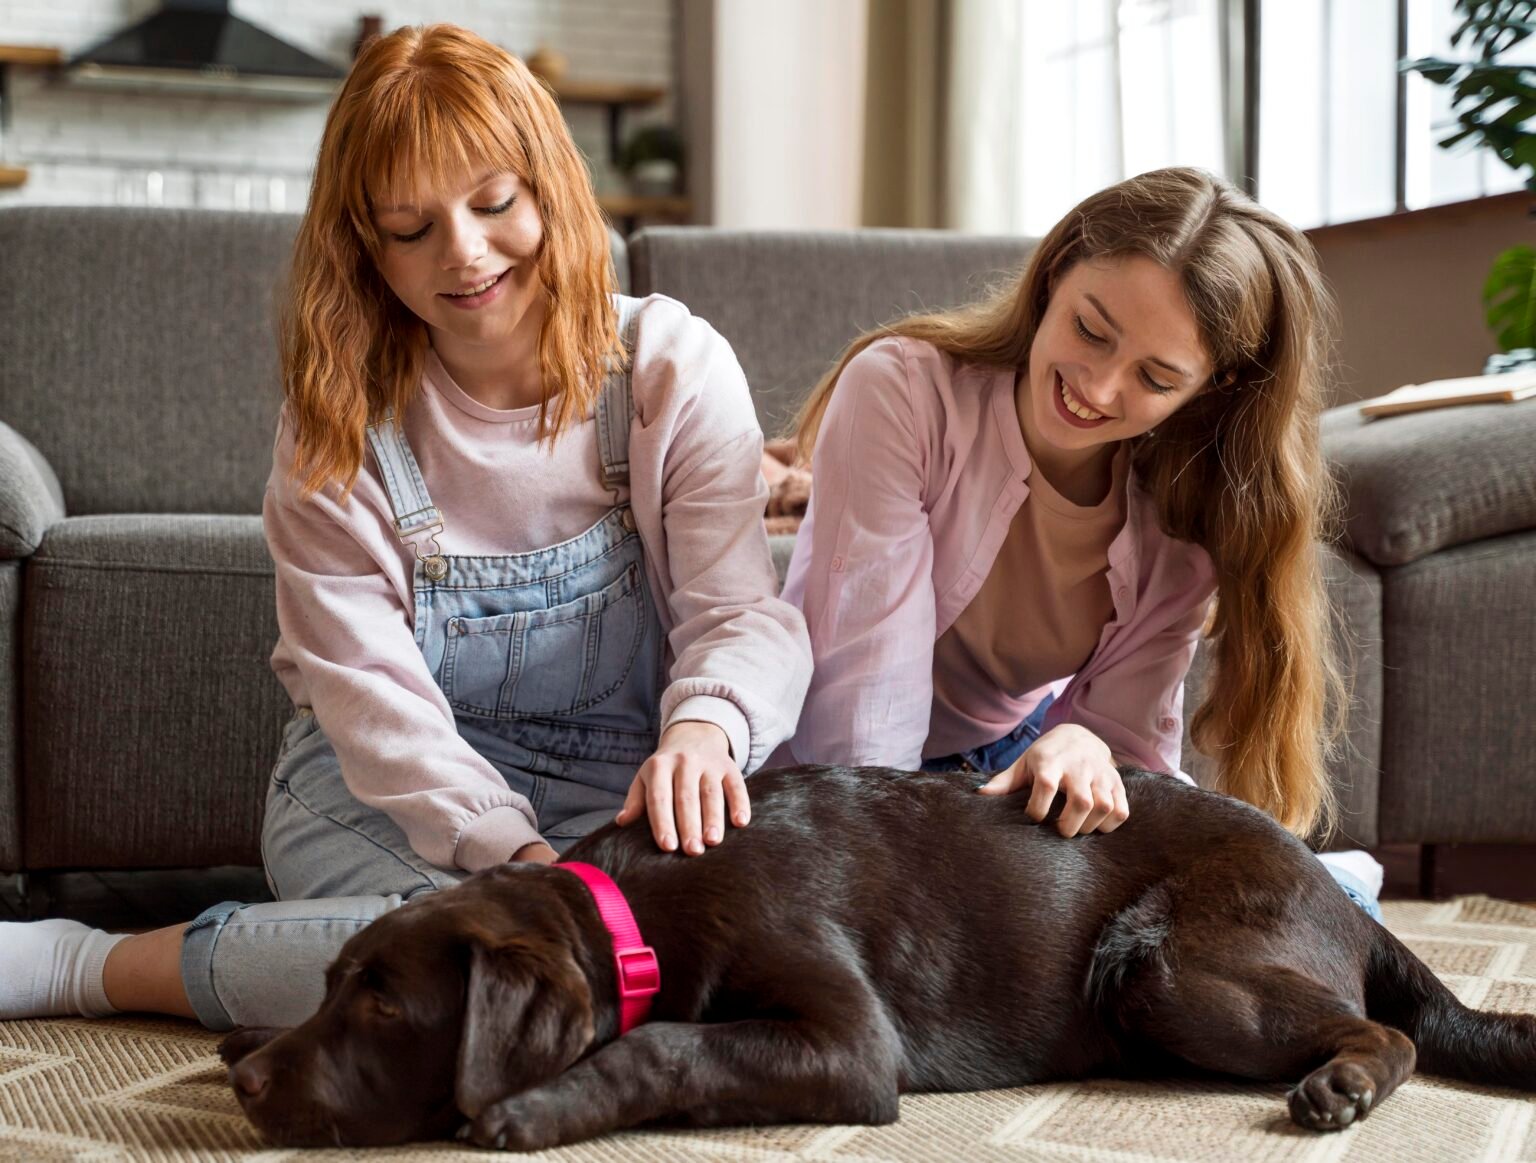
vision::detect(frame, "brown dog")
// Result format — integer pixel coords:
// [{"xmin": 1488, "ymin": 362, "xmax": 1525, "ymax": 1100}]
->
[{"xmin": 221, "ymin": 766, "xmax": 1536, "ymax": 1150}]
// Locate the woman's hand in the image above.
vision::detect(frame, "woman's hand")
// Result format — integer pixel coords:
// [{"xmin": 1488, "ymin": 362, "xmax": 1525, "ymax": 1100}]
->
[
  {"xmin": 511, "ymin": 841, "xmax": 559, "ymax": 865},
  {"xmin": 978, "ymin": 724, "xmax": 1129, "ymax": 837},
  {"xmin": 615, "ymin": 721, "xmax": 749, "ymax": 855}
]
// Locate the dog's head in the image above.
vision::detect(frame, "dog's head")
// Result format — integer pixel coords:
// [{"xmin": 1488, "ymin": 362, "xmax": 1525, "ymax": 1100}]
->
[{"xmin": 220, "ymin": 865, "xmax": 600, "ymax": 1147}]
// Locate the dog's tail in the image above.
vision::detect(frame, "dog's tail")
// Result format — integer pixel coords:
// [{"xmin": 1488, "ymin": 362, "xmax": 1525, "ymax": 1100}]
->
[{"xmin": 1366, "ymin": 923, "xmax": 1536, "ymax": 1089}]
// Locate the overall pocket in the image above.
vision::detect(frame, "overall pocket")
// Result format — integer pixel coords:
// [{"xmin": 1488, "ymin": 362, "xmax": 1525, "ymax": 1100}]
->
[{"xmin": 441, "ymin": 561, "xmax": 646, "ymax": 719}]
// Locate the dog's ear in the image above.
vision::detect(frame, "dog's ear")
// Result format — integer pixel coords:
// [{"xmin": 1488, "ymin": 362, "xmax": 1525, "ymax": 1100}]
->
[{"xmin": 454, "ymin": 932, "xmax": 596, "ymax": 1118}]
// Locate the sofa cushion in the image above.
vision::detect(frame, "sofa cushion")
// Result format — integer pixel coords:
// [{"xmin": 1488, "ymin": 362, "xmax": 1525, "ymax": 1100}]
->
[
  {"xmin": 0, "ymin": 562, "xmax": 20, "ymax": 870},
  {"xmin": 1378, "ymin": 529, "xmax": 1536, "ymax": 844},
  {"xmin": 0, "ymin": 207, "xmax": 297, "ymax": 517},
  {"xmin": 631, "ymin": 228, "xmax": 1037, "ymax": 435},
  {"xmin": 768, "ymin": 533, "xmax": 797, "ymax": 587},
  {"xmin": 1322, "ymin": 399, "xmax": 1536, "ymax": 567},
  {"xmin": 22, "ymin": 515, "xmax": 288, "ymax": 869},
  {"xmin": 0, "ymin": 421, "xmax": 65, "ymax": 559}
]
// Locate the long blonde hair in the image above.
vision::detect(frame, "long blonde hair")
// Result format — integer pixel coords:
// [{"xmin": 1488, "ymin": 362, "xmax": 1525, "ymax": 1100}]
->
[
  {"xmin": 797, "ymin": 167, "xmax": 1342, "ymax": 838},
  {"xmin": 282, "ymin": 23, "xmax": 622, "ymax": 499}
]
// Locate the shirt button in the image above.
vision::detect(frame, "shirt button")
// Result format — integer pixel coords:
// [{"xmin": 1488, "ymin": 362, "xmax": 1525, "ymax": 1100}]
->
[
  {"xmin": 831, "ymin": 555, "xmax": 845, "ymax": 572},
  {"xmin": 1117, "ymin": 586, "xmax": 1129, "ymax": 601},
  {"xmin": 1160, "ymin": 716, "xmax": 1178, "ymax": 731}
]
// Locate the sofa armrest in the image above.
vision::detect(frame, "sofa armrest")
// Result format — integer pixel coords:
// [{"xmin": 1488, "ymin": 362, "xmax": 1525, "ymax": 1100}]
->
[
  {"xmin": 0, "ymin": 421, "xmax": 65, "ymax": 559},
  {"xmin": 1322, "ymin": 399, "xmax": 1536, "ymax": 567}
]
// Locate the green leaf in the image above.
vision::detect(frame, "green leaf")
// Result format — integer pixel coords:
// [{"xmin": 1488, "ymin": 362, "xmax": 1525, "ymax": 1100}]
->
[
  {"xmin": 1452, "ymin": 1, "xmax": 1536, "ymax": 57},
  {"xmin": 1512, "ymin": 136, "xmax": 1536, "ymax": 169},
  {"xmin": 1483, "ymin": 245, "xmax": 1536, "ymax": 352},
  {"xmin": 1402, "ymin": 58, "xmax": 1465, "ymax": 85}
]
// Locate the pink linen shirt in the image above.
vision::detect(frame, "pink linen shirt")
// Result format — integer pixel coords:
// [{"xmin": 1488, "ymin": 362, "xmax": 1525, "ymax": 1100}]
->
[
  {"xmin": 781, "ymin": 336, "xmax": 1216, "ymax": 774},
  {"xmin": 265, "ymin": 294, "xmax": 812, "ymax": 873}
]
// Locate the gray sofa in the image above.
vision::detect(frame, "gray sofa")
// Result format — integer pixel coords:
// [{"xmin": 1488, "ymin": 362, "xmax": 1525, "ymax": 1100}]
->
[{"xmin": 2, "ymin": 207, "xmax": 1532, "ymax": 889}]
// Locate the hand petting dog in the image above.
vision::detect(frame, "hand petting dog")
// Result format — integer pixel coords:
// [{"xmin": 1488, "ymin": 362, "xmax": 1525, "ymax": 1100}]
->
[
  {"xmin": 615, "ymin": 720, "xmax": 750, "ymax": 855},
  {"xmin": 979, "ymin": 723, "xmax": 1130, "ymax": 836}
]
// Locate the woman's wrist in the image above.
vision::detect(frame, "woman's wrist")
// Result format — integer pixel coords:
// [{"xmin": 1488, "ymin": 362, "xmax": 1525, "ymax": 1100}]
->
[
  {"xmin": 511, "ymin": 840, "xmax": 558, "ymax": 865},
  {"xmin": 659, "ymin": 718, "xmax": 732, "ymax": 759}
]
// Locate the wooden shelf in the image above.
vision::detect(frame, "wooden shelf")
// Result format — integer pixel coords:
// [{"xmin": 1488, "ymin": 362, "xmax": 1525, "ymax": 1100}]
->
[
  {"xmin": 0, "ymin": 45, "xmax": 61, "ymax": 192},
  {"xmin": 0, "ymin": 45, "xmax": 63, "ymax": 67},
  {"xmin": 598, "ymin": 195, "xmax": 690, "ymax": 218},
  {"xmin": 548, "ymin": 80, "xmax": 666, "ymax": 107},
  {"xmin": 532, "ymin": 73, "xmax": 670, "ymax": 169}
]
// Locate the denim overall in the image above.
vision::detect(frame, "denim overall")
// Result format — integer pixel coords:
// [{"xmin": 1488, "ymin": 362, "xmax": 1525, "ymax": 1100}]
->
[{"xmin": 182, "ymin": 296, "xmax": 665, "ymax": 1030}]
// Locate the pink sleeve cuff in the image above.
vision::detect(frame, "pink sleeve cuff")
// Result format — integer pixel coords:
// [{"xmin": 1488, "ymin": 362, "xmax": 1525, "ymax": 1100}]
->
[
  {"xmin": 454, "ymin": 805, "xmax": 545, "ymax": 873},
  {"xmin": 666, "ymin": 694, "xmax": 752, "ymax": 770}
]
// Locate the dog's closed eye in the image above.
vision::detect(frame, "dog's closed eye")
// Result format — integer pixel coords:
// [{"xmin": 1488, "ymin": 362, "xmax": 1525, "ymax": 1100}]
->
[{"xmin": 356, "ymin": 967, "xmax": 403, "ymax": 1020}]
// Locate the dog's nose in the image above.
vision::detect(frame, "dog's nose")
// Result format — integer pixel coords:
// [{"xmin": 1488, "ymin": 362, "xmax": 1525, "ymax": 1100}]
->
[{"xmin": 231, "ymin": 1057, "xmax": 271, "ymax": 1098}]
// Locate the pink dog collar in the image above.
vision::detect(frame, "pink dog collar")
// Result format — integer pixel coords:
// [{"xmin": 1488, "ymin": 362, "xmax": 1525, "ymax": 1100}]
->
[{"xmin": 558, "ymin": 862, "xmax": 660, "ymax": 1034}]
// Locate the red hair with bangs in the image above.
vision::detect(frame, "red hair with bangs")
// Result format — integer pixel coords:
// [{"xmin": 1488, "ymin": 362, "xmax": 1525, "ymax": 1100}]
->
[{"xmin": 282, "ymin": 23, "xmax": 622, "ymax": 498}]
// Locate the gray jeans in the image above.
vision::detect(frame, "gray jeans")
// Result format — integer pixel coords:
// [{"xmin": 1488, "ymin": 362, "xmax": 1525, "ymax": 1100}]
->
[{"xmin": 180, "ymin": 712, "xmax": 625, "ymax": 1030}]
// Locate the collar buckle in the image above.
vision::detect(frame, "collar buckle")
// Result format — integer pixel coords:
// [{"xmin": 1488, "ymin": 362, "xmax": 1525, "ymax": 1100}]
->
[{"xmin": 615, "ymin": 946, "xmax": 661, "ymax": 999}]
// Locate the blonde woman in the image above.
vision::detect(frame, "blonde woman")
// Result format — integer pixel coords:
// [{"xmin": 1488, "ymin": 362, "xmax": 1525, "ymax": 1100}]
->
[
  {"xmin": 783, "ymin": 168, "xmax": 1379, "ymax": 914},
  {"xmin": 1, "ymin": 24, "xmax": 809, "ymax": 1027}
]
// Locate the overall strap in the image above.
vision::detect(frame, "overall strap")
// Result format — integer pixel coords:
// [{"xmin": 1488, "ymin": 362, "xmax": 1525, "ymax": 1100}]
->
[
  {"xmin": 595, "ymin": 296, "xmax": 644, "ymax": 498},
  {"xmin": 364, "ymin": 412, "xmax": 447, "ymax": 577}
]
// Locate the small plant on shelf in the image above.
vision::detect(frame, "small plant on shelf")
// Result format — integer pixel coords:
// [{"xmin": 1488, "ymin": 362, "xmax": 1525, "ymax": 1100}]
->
[{"xmin": 620, "ymin": 125, "xmax": 684, "ymax": 197}]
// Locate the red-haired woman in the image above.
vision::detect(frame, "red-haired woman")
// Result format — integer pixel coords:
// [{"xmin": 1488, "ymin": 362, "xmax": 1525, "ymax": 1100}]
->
[
  {"xmin": 0, "ymin": 24, "xmax": 809, "ymax": 1027},
  {"xmin": 784, "ymin": 168, "xmax": 1380, "ymax": 915}
]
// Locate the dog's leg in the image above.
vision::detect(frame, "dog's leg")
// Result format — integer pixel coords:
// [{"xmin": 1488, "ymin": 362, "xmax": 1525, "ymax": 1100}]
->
[
  {"xmin": 1119, "ymin": 962, "xmax": 1415, "ymax": 1132},
  {"xmin": 463, "ymin": 1017, "xmax": 901, "ymax": 1151}
]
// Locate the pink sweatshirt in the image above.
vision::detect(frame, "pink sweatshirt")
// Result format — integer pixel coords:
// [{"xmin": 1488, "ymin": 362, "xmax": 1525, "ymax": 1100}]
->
[
  {"xmin": 265, "ymin": 294, "xmax": 812, "ymax": 872},
  {"xmin": 782, "ymin": 336, "xmax": 1217, "ymax": 774}
]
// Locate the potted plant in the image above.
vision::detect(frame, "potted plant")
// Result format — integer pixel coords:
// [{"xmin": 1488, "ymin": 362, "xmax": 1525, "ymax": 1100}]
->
[
  {"xmin": 1403, "ymin": 0, "xmax": 1536, "ymax": 369},
  {"xmin": 620, "ymin": 125, "xmax": 684, "ymax": 197}
]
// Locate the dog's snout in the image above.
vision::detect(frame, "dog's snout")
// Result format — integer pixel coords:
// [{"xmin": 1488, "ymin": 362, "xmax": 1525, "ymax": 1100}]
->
[{"xmin": 231, "ymin": 1057, "xmax": 271, "ymax": 1099}]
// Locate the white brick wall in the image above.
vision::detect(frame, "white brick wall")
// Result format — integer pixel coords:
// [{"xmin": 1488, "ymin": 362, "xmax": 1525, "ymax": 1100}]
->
[{"xmin": 0, "ymin": 0, "xmax": 674, "ymax": 210}]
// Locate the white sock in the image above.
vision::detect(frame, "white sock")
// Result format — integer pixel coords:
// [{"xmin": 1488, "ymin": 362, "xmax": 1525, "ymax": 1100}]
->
[
  {"xmin": 0, "ymin": 919, "xmax": 129, "ymax": 1019},
  {"xmin": 1317, "ymin": 850, "xmax": 1385, "ymax": 897}
]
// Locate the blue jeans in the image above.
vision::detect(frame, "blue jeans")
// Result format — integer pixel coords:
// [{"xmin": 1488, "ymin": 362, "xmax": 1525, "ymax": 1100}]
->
[
  {"xmin": 181, "ymin": 712, "xmax": 630, "ymax": 1031},
  {"xmin": 921, "ymin": 695, "xmax": 1054, "ymax": 774},
  {"xmin": 921, "ymin": 699, "xmax": 1382, "ymax": 922}
]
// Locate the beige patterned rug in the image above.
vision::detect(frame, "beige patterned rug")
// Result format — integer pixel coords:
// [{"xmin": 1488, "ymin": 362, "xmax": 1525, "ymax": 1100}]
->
[{"xmin": 1, "ymin": 897, "xmax": 1533, "ymax": 1163}]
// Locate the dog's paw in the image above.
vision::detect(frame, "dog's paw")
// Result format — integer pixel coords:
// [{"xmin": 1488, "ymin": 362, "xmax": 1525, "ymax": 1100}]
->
[
  {"xmin": 1287, "ymin": 1060, "xmax": 1376, "ymax": 1132},
  {"xmin": 467, "ymin": 1102, "xmax": 556, "ymax": 1153}
]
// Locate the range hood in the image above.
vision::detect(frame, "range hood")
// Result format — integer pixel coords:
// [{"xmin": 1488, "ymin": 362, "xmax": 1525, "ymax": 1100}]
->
[{"xmin": 65, "ymin": 0, "xmax": 345, "ymax": 100}]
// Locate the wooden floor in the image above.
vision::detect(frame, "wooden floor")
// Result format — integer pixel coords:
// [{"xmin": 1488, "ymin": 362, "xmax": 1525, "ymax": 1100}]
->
[{"xmin": 3, "ymin": 844, "xmax": 1533, "ymax": 928}]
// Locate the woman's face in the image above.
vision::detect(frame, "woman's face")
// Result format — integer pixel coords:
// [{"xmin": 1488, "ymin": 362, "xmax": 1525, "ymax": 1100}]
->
[
  {"xmin": 371, "ymin": 168, "xmax": 544, "ymax": 353},
  {"xmin": 1025, "ymin": 255, "xmax": 1214, "ymax": 458}
]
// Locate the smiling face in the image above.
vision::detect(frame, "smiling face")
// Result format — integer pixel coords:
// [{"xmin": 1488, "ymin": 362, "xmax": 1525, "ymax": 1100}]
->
[
  {"xmin": 1024, "ymin": 255, "xmax": 1214, "ymax": 468},
  {"xmin": 371, "ymin": 169, "xmax": 546, "ymax": 364}
]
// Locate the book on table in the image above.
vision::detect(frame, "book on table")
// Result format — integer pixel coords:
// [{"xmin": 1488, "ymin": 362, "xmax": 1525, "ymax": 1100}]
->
[{"xmin": 1360, "ymin": 369, "xmax": 1536, "ymax": 418}]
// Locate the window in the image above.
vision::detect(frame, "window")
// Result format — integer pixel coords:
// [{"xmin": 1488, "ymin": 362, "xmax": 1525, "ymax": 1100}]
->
[
  {"xmin": 948, "ymin": 0, "xmax": 1227, "ymax": 235},
  {"xmin": 946, "ymin": 0, "xmax": 1526, "ymax": 234},
  {"xmin": 1259, "ymin": 0, "xmax": 1526, "ymax": 228}
]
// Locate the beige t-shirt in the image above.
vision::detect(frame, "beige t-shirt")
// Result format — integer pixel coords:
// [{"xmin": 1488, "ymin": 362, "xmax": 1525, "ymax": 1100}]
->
[{"xmin": 927, "ymin": 443, "xmax": 1128, "ymax": 756}]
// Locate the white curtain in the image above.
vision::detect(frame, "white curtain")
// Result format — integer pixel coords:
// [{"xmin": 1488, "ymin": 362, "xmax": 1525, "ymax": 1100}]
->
[{"xmin": 946, "ymin": 0, "xmax": 1227, "ymax": 235}]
